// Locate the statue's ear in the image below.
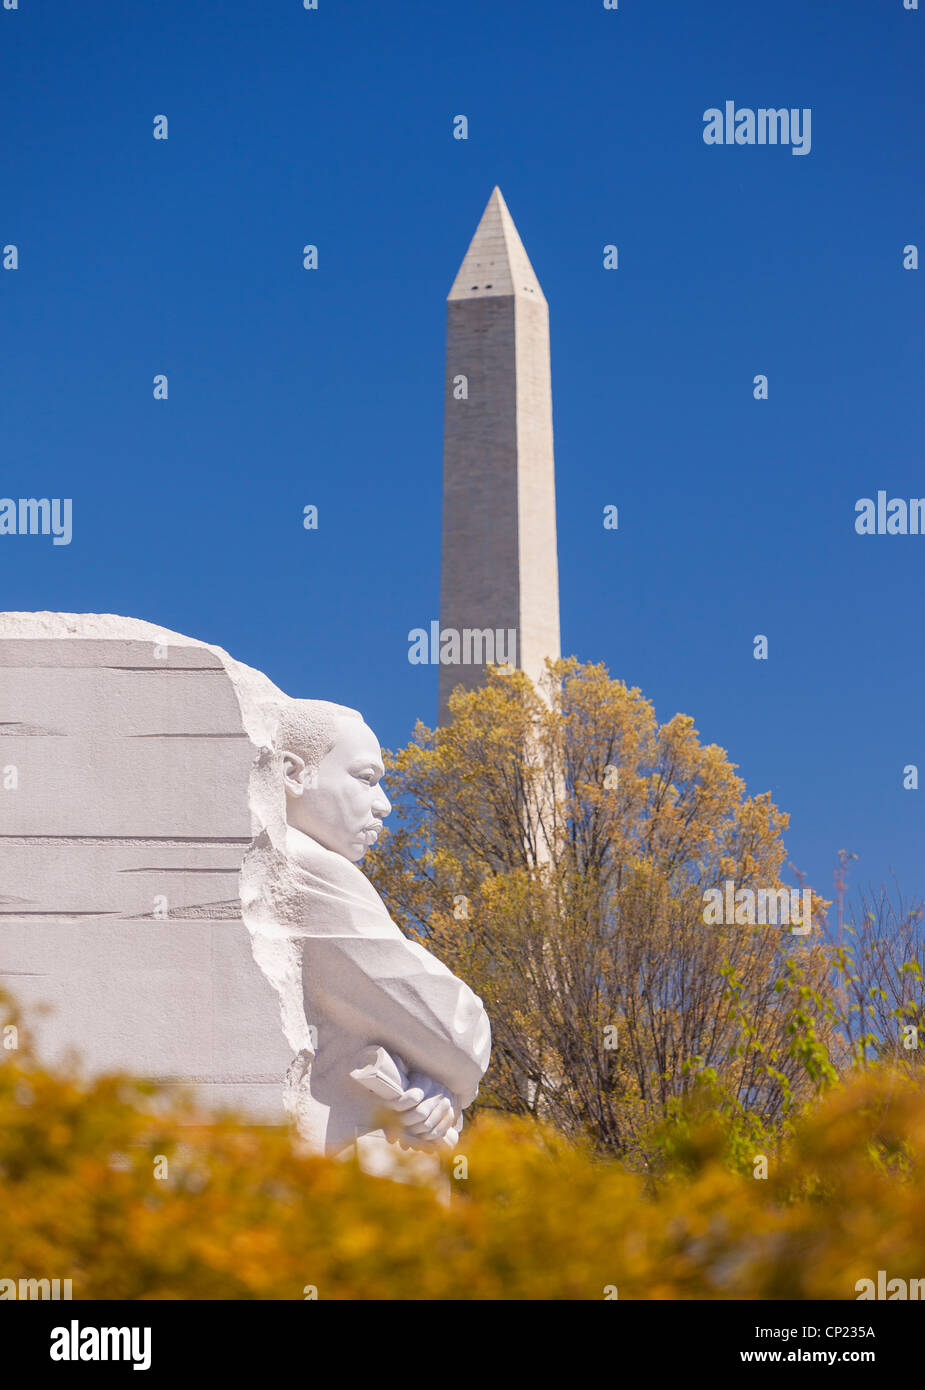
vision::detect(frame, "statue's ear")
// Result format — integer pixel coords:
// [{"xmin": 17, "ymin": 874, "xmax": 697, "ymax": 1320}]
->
[{"xmin": 282, "ymin": 752, "xmax": 306, "ymax": 798}]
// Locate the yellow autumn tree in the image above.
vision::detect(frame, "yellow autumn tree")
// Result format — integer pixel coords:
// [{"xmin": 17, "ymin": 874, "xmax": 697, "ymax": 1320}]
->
[{"xmin": 367, "ymin": 658, "xmax": 837, "ymax": 1167}]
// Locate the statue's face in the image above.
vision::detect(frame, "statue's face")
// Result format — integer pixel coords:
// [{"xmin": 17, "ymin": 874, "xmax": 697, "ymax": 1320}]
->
[{"xmin": 284, "ymin": 717, "xmax": 391, "ymax": 862}]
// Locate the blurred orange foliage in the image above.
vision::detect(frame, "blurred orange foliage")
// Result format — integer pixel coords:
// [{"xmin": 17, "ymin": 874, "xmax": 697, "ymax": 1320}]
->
[{"xmin": 1, "ymin": 989, "xmax": 923, "ymax": 1300}]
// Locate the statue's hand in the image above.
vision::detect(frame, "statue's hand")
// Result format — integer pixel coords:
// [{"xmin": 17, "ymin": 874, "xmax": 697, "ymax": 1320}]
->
[{"xmin": 391, "ymin": 1074, "xmax": 459, "ymax": 1149}]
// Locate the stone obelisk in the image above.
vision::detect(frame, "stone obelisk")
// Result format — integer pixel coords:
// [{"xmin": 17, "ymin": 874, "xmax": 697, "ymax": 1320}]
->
[{"xmin": 439, "ymin": 187, "xmax": 561, "ymax": 723}]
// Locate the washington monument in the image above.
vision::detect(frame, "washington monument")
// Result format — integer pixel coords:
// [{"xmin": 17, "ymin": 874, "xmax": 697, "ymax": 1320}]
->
[{"xmin": 438, "ymin": 187, "xmax": 561, "ymax": 722}]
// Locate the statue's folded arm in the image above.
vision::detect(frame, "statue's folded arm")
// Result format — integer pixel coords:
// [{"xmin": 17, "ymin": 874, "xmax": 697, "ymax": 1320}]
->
[{"xmin": 303, "ymin": 936, "xmax": 491, "ymax": 1109}]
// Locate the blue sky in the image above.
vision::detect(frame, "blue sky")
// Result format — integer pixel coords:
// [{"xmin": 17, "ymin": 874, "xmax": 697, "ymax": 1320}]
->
[{"xmin": 1, "ymin": 0, "xmax": 923, "ymax": 905}]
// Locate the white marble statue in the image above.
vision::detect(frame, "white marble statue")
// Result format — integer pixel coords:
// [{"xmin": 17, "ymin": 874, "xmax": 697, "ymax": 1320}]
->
[
  {"xmin": 245, "ymin": 699, "xmax": 491, "ymax": 1175},
  {"xmin": 0, "ymin": 612, "xmax": 490, "ymax": 1176}
]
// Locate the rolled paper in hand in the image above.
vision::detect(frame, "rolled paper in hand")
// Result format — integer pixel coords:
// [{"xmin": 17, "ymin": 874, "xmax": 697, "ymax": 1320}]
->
[
  {"xmin": 349, "ymin": 1044, "xmax": 409, "ymax": 1100},
  {"xmin": 350, "ymin": 1046, "xmax": 460, "ymax": 1151}
]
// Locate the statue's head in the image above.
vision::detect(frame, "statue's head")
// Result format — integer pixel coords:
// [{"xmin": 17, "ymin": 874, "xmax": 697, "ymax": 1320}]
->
[{"xmin": 275, "ymin": 699, "xmax": 391, "ymax": 862}]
